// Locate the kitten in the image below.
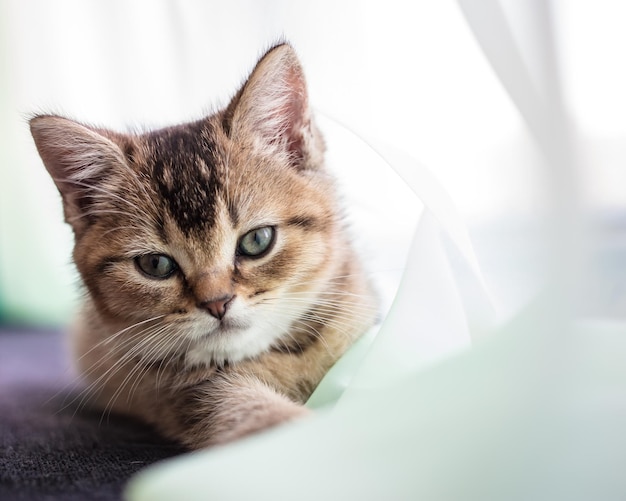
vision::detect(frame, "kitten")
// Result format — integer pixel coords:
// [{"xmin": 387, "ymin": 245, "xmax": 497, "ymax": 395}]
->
[{"xmin": 30, "ymin": 43, "xmax": 377, "ymax": 448}]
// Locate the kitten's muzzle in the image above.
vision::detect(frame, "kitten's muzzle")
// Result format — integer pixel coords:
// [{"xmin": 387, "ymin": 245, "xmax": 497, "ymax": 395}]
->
[{"xmin": 198, "ymin": 294, "xmax": 235, "ymax": 320}]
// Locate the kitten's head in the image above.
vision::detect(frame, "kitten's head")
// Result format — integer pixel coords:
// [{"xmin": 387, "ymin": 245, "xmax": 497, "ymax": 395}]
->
[{"xmin": 31, "ymin": 44, "xmax": 344, "ymax": 365}]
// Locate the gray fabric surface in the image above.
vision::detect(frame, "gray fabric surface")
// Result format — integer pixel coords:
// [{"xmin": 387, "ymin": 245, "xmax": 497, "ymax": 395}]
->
[{"xmin": 0, "ymin": 327, "xmax": 185, "ymax": 501}]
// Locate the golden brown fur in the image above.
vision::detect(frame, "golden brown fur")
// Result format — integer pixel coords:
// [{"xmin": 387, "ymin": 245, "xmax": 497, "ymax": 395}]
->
[{"xmin": 30, "ymin": 43, "xmax": 376, "ymax": 448}]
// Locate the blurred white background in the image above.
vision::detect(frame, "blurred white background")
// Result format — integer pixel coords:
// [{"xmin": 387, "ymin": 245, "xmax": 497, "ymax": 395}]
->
[{"xmin": 1, "ymin": 0, "xmax": 625, "ymax": 324}]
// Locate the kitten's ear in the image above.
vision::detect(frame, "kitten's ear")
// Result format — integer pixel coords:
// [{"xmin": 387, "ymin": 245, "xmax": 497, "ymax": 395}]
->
[
  {"xmin": 30, "ymin": 115, "xmax": 127, "ymax": 233},
  {"xmin": 223, "ymin": 43, "xmax": 320, "ymax": 169}
]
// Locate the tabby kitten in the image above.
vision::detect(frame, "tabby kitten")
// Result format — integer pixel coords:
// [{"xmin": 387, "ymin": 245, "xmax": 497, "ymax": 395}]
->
[{"xmin": 30, "ymin": 43, "xmax": 376, "ymax": 448}]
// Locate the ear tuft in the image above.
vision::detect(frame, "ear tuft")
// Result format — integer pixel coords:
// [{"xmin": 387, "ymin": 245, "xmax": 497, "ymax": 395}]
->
[{"xmin": 223, "ymin": 43, "xmax": 315, "ymax": 168}]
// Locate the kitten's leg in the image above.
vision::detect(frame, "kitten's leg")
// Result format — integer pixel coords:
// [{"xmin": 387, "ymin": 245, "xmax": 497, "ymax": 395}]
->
[{"xmin": 158, "ymin": 373, "xmax": 310, "ymax": 449}]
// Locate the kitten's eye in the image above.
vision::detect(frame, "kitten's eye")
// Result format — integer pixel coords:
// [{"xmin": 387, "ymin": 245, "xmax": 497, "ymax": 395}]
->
[
  {"xmin": 135, "ymin": 254, "xmax": 178, "ymax": 279},
  {"xmin": 238, "ymin": 226, "xmax": 275, "ymax": 257}
]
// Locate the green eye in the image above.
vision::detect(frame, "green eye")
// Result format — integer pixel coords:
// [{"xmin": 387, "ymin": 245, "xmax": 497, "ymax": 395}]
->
[
  {"xmin": 136, "ymin": 254, "xmax": 177, "ymax": 279},
  {"xmin": 238, "ymin": 226, "xmax": 275, "ymax": 257}
]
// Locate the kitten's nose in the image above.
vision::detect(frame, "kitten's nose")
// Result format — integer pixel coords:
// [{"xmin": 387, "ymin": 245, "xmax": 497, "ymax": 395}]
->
[{"xmin": 199, "ymin": 295, "xmax": 234, "ymax": 320}]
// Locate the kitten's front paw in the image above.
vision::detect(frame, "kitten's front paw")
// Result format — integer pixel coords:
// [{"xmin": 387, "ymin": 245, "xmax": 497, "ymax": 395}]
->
[{"xmin": 204, "ymin": 396, "xmax": 311, "ymax": 447}]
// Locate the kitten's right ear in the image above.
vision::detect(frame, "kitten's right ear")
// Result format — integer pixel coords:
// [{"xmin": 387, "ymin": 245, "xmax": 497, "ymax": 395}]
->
[{"xmin": 30, "ymin": 115, "xmax": 126, "ymax": 233}]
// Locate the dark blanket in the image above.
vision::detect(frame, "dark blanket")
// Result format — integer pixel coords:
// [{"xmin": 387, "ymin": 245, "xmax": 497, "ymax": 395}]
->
[{"xmin": 0, "ymin": 327, "xmax": 186, "ymax": 501}]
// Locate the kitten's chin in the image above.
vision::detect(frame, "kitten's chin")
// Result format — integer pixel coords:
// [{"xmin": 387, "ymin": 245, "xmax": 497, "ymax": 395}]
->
[
  {"xmin": 215, "ymin": 317, "xmax": 251, "ymax": 334},
  {"xmin": 184, "ymin": 319, "xmax": 282, "ymax": 368}
]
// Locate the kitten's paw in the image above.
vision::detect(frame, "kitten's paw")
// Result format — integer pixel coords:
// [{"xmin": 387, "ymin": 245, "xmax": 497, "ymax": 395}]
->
[{"xmin": 203, "ymin": 392, "xmax": 311, "ymax": 447}]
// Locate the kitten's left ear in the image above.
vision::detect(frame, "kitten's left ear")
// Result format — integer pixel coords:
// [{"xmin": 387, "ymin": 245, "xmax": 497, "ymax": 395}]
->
[{"xmin": 223, "ymin": 43, "xmax": 322, "ymax": 169}]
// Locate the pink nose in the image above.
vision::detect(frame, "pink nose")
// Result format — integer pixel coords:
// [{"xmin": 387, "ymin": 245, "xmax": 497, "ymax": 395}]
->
[{"xmin": 199, "ymin": 295, "xmax": 234, "ymax": 320}]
